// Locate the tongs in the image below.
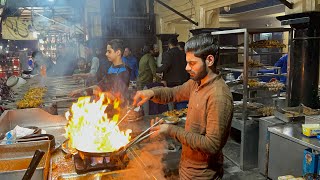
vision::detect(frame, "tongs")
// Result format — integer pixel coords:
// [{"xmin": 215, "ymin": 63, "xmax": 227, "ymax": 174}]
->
[
  {"xmin": 117, "ymin": 119, "xmax": 163, "ymax": 155},
  {"xmin": 116, "ymin": 106, "xmax": 141, "ymax": 126}
]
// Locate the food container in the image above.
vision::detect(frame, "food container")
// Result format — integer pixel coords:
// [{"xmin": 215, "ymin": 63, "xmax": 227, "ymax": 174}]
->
[
  {"xmin": 0, "ymin": 140, "xmax": 51, "ymax": 180},
  {"xmin": 164, "ymin": 116, "xmax": 181, "ymax": 124},
  {"xmin": 302, "ymin": 124, "xmax": 320, "ymax": 137},
  {"xmin": 274, "ymin": 106, "xmax": 305, "ymax": 123}
]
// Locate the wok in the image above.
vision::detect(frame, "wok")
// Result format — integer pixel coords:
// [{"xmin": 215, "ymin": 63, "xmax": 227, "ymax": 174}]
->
[{"xmin": 75, "ymin": 119, "xmax": 162, "ymax": 158}]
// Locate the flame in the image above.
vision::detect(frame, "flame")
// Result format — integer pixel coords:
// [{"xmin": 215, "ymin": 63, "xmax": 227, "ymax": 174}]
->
[{"xmin": 64, "ymin": 94, "xmax": 131, "ymax": 153}]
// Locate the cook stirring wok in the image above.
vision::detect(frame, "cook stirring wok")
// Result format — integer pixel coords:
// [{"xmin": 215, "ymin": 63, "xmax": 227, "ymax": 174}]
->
[{"xmin": 133, "ymin": 34, "xmax": 233, "ymax": 180}]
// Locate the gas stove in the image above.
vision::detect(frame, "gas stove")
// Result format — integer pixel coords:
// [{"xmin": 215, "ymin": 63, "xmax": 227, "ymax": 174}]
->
[{"xmin": 74, "ymin": 151, "xmax": 129, "ymax": 174}]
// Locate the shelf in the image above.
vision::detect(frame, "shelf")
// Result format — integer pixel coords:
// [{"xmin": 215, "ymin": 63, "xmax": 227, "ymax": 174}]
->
[
  {"xmin": 247, "ymin": 95, "xmax": 285, "ymax": 100},
  {"xmin": 231, "ymin": 89, "xmax": 244, "ymax": 94},
  {"xmin": 231, "ymin": 87, "xmax": 284, "ymax": 93},
  {"xmin": 220, "ymin": 52, "xmax": 287, "ymax": 56},
  {"xmin": 248, "ymin": 74, "xmax": 286, "ymax": 78},
  {"xmin": 230, "ymin": 117, "xmax": 259, "ymax": 131},
  {"xmin": 211, "ymin": 28, "xmax": 291, "ymax": 36},
  {"xmin": 213, "ymin": 27, "xmax": 290, "ymax": 171},
  {"xmin": 221, "ymin": 66, "xmax": 281, "ymax": 73},
  {"xmin": 221, "ymin": 67, "xmax": 243, "ymax": 72}
]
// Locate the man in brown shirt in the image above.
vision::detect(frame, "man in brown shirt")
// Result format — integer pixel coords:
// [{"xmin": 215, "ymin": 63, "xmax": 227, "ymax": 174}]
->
[{"xmin": 133, "ymin": 34, "xmax": 233, "ymax": 179}]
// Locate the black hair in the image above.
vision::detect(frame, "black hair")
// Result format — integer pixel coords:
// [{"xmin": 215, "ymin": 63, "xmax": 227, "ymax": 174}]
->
[
  {"xmin": 168, "ymin": 37, "xmax": 178, "ymax": 46},
  {"xmin": 142, "ymin": 44, "xmax": 153, "ymax": 54},
  {"xmin": 31, "ymin": 51, "xmax": 39, "ymax": 58},
  {"xmin": 178, "ymin": 41, "xmax": 185, "ymax": 50},
  {"xmin": 185, "ymin": 33, "xmax": 219, "ymax": 71},
  {"xmin": 125, "ymin": 47, "xmax": 132, "ymax": 52},
  {"xmin": 107, "ymin": 39, "xmax": 125, "ymax": 56}
]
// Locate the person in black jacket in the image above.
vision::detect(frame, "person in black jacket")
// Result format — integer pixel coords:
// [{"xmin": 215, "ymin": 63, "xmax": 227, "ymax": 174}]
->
[
  {"xmin": 157, "ymin": 37, "xmax": 190, "ymax": 109},
  {"xmin": 157, "ymin": 37, "xmax": 189, "ymax": 87}
]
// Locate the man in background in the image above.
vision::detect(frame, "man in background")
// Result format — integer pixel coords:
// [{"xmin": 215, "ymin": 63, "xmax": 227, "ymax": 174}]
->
[
  {"xmin": 274, "ymin": 54, "xmax": 288, "ymax": 83},
  {"xmin": 73, "ymin": 45, "xmax": 100, "ymax": 85},
  {"xmin": 54, "ymin": 44, "xmax": 76, "ymax": 76},
  {"xmin": 70, "ymin": 39, "xmax": 130, "ymax": 103},
  {"xmin": 153, "ymin": 44, "xmax": 162, "ymax": 68},
  {"xmin": 157, "ymin": 37, "xmax": 189, "ymax": 87},
  {"xmin": 122, "ymin": 47, "xmax": 138, "ymax": 81},
  {"xmin": 157, "ymin": 37, "xmax": 189, "ymax": 109},
  {"xmin": 178, "ymin": 41, "xmax": 185, "ymax": 51},
  {"xmin": 137, "ymin": 44, "xmax": 158, "ymax": 90}
]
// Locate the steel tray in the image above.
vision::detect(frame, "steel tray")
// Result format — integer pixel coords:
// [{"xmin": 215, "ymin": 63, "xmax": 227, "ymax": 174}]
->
[{"xmin": 0, "ymin": 140, "xmax": 51, "ymax": 180}]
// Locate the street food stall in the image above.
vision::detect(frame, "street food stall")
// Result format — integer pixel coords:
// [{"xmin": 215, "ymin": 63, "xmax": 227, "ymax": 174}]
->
[{"xmin": 0, "ymin": 83, "xmax": 186, "ymax": 179}]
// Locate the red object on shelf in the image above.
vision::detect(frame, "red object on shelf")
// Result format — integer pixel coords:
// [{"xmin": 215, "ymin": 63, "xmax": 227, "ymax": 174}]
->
[
  {"xmin": 0, "ymin": 71, "xmax": 5, "ymax": 78},
  {"xmin": 12, "ymin": 58, "xmax": 20, "ymax": 67},
  {"xmin": 13, "ymin": 70, "xmax": 21, "ymax": 76},
  {"xmin": 0, "ymin": 66, "xmax": 5, "ymax": 78}
]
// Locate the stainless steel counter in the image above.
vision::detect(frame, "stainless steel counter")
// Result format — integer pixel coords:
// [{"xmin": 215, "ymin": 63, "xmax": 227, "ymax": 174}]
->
[
  {"xmin": 51, "ymin": 115, "xmax": 183, "ymax": 180},
  {"xmin": 0, "ymin": 108, "xmax": 183, "ymax": 180},
  {"xmin": 2, "ymin": 76, "xmax": 85, "ymax": 115},
  {"xmin": 267, "ymin": 121, "xmax": 320, "ymax": 179},
  {"xmin": 268, "ymin": 122, "xmax": 320, "ymax": 151}
]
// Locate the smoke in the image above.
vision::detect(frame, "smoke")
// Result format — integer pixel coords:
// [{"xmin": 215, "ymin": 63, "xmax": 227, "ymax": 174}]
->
[{"xmin": 125, "ymin": 139, "xmax": 168, "ymax": 180}]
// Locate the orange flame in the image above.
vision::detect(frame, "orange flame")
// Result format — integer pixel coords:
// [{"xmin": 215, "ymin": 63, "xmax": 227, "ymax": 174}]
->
[{"xmin": 64, "ymin": 94, "xmax": 131, "ymax": 153}]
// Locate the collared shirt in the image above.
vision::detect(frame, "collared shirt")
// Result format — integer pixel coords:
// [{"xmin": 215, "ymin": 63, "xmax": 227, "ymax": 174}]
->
[{"xmin": 151, "ymin": 71, "xmax": 233, "ymax": 179}]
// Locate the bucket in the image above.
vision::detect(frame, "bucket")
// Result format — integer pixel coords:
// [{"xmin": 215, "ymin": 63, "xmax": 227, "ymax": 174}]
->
[{"xmin": 6, "ymin": 75, "xmax": 27, "ymax": 91}]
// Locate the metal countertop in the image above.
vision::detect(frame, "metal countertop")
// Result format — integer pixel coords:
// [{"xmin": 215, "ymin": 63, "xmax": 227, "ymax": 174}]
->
[{"xmin": 268, "ymin": 122, "xmax": 320, "ymax": 151}]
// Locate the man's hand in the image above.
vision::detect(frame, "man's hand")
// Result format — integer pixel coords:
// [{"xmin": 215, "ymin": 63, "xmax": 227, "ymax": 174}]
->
[
  {"xmin": 132, "ymin": 89, "xmax": 155, "ymax": 107},
  {"xmin": 150, "ymin": 118, "xmax": 169, "ymax": 137}
]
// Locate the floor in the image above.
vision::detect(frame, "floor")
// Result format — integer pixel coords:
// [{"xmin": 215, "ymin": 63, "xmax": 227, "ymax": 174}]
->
[
  {"xmin": 223, "ymin": 158, "xmax": 266, "ymax": 180},
  {"xmin": 222, "ymin": 135, "xmax": 267, "ymax": 180},
  {"xmin": 162, "ymin": 138, "xmax": 267, "ymax": 180}
]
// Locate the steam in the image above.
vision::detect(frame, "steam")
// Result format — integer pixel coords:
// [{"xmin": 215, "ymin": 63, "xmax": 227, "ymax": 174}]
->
[{"xmin": 125, "ymin": 138, "xmax": 168, "ymax": 180}]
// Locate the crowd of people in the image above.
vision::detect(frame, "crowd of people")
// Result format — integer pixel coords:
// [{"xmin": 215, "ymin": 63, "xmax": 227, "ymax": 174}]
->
[{"xmin": 28, "ymin": 37, "xmax": 190, "ymax": 109}]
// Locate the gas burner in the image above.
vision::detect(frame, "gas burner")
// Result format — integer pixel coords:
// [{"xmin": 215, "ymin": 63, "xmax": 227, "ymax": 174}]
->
[{"xmin": 73, "ymin": 152, "xmax": 129, "ymax": 174}]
